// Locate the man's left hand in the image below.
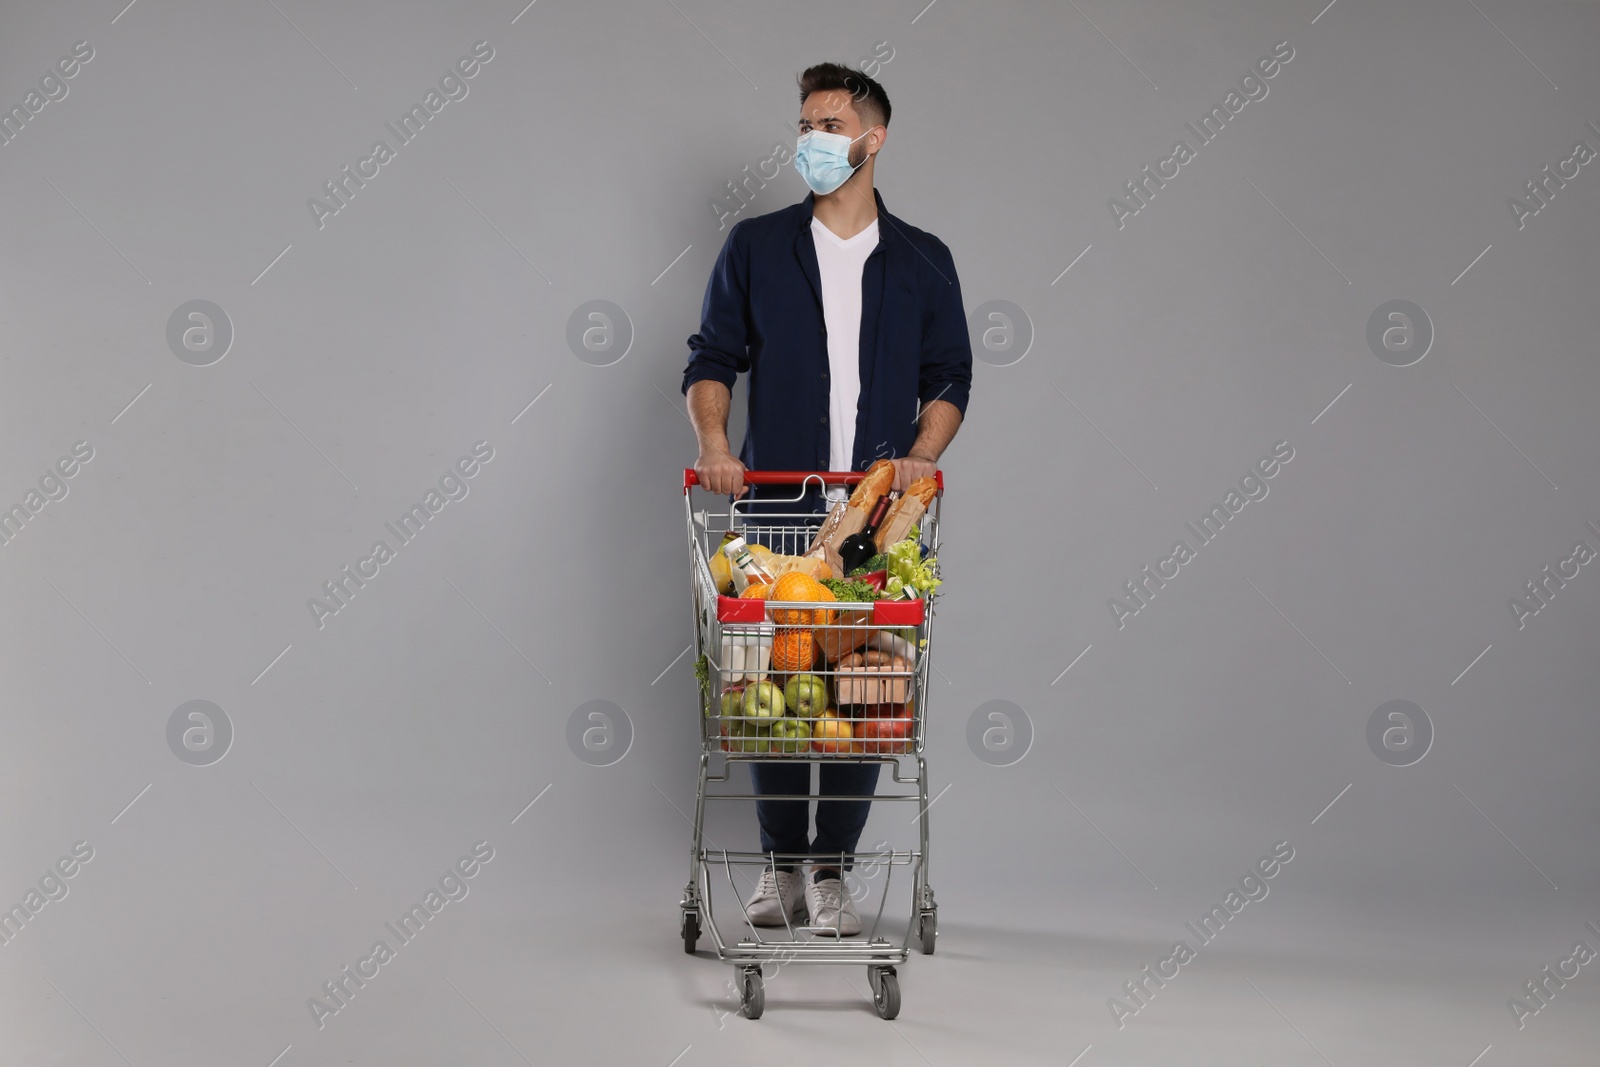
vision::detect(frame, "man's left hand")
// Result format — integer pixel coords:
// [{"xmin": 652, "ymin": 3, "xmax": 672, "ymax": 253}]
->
[{"xmin": 891, "ymin": 453, "xmax": 938, "ymax": 492}]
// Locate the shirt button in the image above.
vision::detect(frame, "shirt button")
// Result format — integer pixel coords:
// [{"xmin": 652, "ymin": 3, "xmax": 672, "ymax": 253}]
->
[
  {"xmin": 818, "ymin": 326, "xmax": 826, "ymax": 335},
  {"xmin": 820, "ymin": 415, "xmax": 827, "ymax": 424}
]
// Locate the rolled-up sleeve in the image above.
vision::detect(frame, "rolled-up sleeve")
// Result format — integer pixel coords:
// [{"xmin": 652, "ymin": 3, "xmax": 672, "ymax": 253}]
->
[
  {"xmin": 917, "ymin": 238, "xmax": 973, "ymax": 419},
  {"xmin": 682, "ymin": 220, "xmax": 752, "ymax": 394}
]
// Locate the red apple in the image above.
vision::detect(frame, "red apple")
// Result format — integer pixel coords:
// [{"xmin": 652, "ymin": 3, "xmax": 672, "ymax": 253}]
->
[
  {"xmin": 876, "ymin": 714, "xmax": 912, "ymax": 753},
  {"xmin": 852, "ymin": 716, "xmax": 880, "ymax": 754},
  {"xmin": 851, "ymin": 705, "xmax": 913, "ymax": 753}
]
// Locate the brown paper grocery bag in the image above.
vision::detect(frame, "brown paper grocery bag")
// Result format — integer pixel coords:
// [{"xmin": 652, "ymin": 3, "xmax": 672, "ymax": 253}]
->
[
  {"xmin": 805, "ymin": 502, "xmax": 867, "ymax": 560},
  {"xmin": 873, "ymin": 496, "xmax": 925, "ymax": 552}
]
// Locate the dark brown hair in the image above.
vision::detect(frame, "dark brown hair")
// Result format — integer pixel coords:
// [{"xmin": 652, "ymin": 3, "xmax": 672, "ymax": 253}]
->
[{"xmin": 797, "ymin": 62, "xmax": 891, "ymax": 129}]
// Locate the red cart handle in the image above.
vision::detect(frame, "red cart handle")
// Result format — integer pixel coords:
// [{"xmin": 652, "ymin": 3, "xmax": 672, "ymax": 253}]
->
[{"xmin": 683, "ymin": 468, "xmax": 943, "ymax": 491}]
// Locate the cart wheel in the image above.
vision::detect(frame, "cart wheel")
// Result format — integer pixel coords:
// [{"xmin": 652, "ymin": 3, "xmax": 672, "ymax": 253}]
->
[
  {"xmin": 681, "ymin": 910, "xmax": 700, "ymax": 954},
  {"xmin": 917, "ymin": 911, "xmax": 937, "ymax": 955},
  {"xmin": 870, "ymin": 966, "xmax": 900, "ymax": 1020},
  {"xmin": 739, "ymin": 967, "xmax": 764, "ymax": 1019}
]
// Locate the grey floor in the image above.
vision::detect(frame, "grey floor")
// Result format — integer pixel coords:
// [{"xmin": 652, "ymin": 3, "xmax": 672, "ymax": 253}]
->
[{"xmin": 6, "ymin": 788, "xmax": 1596, "ymax": 1066}]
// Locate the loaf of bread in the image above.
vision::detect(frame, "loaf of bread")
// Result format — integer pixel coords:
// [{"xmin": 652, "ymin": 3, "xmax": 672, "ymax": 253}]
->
[
  {"xmin": 873, "ymin": 476, "xmax": 937, "ymax": 551},
  {"xmin": 847, "ymin": 459, "xmax": 896, "ymax": 512},
  {"xmin": 904, "ymin": 476, "xmax": 937, "ymax": 507}
]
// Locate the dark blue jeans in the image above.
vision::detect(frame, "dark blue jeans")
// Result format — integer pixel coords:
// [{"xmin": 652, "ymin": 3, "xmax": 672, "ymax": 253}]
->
[{"xmin": 750, "ymin": 760, "xmax": 882, "ymax": 873}]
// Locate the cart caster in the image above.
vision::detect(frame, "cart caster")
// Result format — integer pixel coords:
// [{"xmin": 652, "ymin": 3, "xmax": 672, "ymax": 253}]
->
[
  {"xmin": 917, "ymin": 910, "xmax": 937, "ymax": 955},
  {"xmin": 868, "ymin": 965, "xmax": 900, "ymax": 1020},
  {"xmin": 738, "ymin": 966, "xmax": 764, "ymax": 1019},
  {"xmin": 681, "ymin": 910, "xmax": 700, "ymax": 954}
]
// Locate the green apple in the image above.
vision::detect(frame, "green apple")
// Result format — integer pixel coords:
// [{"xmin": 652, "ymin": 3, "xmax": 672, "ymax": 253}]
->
[
  {"xmin": 742, "ymin": 679, "xmax": 784, "ymax": 720},
  {"xmin": 733, "ymin": 719, "xmax": 772, "ymax": 753},
  {"xmin": 720, "ymin": 683, "xmax": 746, "ymax": 721},
  {"xmin": 771, "ymin": 717, "xmax": 812, "ymax": 753},
  {"xmin": 783, "ymin": 674, "xmax": 828, "ymax": 719}
]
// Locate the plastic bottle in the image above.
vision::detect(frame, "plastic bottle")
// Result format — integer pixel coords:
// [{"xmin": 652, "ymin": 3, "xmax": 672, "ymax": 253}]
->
[{"xmin": 724, "ymin": 536, "xmax": 777, "ymax": 593}]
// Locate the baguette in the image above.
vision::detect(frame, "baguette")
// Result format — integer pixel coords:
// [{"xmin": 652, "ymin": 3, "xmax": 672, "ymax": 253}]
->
[
  {"xmin": 847, "ymin": 459, "xmax": 895, "ymax": 512},
  {"xmin": 873, "ymin": 476, "xmax": 937, "ymax": 551},
  {"xmin": 904, "ymin": 476, "xmax": 938, "ymax": 507}
]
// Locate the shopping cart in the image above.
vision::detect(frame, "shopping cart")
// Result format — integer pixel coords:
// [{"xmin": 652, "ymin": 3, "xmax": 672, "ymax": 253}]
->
[{"xmin": 678, "ymin": 468, "xmax": 944, "ymax": 1020}]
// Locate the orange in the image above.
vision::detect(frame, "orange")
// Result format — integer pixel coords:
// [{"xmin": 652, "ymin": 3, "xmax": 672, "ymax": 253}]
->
[
  {"xmin": 814, "ymin": 583, "xmax": 837, "ymax": 627},
  {"xmin": 739, "ymin": 583, "xmax": 769, "ymax": 599},
  {"xmin": 771, "ymin": 628, "xmax": 815, "ymax": 672},
  {"xmin": 771, "ymin": 572, "xmax": 827, "ymax": 625}
]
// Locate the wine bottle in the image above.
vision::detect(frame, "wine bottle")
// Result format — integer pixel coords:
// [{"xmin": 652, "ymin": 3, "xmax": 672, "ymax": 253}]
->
[{"xmin": 838, "ymin": 493, "xmax": 893, "ymax": 574}]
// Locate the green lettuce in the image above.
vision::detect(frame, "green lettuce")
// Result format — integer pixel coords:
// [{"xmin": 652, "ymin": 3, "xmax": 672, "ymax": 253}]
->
[{"xmin": 883, "ymin": 535, "xmax": 940, "ymax": 599}]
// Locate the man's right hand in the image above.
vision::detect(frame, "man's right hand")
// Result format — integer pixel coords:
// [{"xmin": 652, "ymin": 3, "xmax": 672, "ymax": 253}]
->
[{"xmin": 694, "ymin": 448, "xmax": 748, "ymax": 498}]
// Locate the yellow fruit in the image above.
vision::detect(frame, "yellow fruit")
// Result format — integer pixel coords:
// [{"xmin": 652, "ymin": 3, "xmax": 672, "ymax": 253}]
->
[{"xmin": 810, "ymin": 714, "xmax": 852, "ymax": 753}]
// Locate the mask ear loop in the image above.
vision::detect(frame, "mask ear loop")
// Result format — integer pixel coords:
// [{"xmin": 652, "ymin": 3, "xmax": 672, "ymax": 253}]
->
[{"xmin": 840, "ymin": 126, "xmax": 880, "ymax": 177}]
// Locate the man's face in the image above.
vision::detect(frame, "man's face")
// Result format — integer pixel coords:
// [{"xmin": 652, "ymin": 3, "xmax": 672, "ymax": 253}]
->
[{"xmin": 799, "ymin": 90, "xmax": 882, "ymax": 170}]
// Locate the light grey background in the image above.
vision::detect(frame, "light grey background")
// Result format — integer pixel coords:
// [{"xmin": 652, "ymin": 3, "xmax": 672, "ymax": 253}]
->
[{"xmin": 2, "ymin": 0, "xmax": 1597, "ymax": 1064}]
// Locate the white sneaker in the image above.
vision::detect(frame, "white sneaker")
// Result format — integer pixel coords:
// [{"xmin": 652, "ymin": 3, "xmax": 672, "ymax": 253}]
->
[
  {"xmin": 743, "ymin": 867, "xmax": 805, "ymax": 927},
  {"xmin": 804, "ymin": 873, "xmax": 861, "ymax": 936}
]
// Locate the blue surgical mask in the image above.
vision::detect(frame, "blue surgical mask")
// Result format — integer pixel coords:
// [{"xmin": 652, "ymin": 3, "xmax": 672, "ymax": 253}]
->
[{"xmin": 794, "ymin": 128, "xmax": 871, "ymax": 195}]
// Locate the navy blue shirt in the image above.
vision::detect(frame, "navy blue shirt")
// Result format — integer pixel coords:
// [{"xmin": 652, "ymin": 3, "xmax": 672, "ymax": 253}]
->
[{"xmin": 682, "ymin": 188, "xmax": 972, "ymax": 512}]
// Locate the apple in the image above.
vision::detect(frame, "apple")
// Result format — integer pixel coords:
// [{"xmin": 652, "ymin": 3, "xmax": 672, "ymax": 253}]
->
[
  {"xmin": 742, "ymin": 721, "xmax": 773, "ymax": 753},
  {"xmin": 810, "ymin": 713, "xmax": 853, "ymax": 754},
  {"xmin": 723, "ymin": 716, "xmax": 774, "ymax": 753},
  {"xmin": 719, "ymin": 712, "xmax": 743, "ymax": 751},
  {"xmin": 719, "ymin": 683, "xmax": 747, "ymax": 720},
  {"xmin": 742, "ymin": 679, "xmax": 784, "ymax": 720},
  {"xmin": 851, "ymin": 716, "xmax": 879, "ymax": 754},
  {"xmin": 833, "ymin": 705, "xmax": 869, "ymax": 752},
  {"xmin": 783, "ymin": 673, "xmax": 828, "ymax": 719},
  {"xmin": 844, "ymin": 708, "xmax": 873, "ymax": 754},
  {"xmin": 846, "ymin": 703, "xmax": 914, "ymax": 754},
  {"xmin": 859, "ymin": 714, "xmax": 913, "ymax": 754},
  {"xmin": 770, "ymin": 716, "xmax": 812, "ymax": 753}
]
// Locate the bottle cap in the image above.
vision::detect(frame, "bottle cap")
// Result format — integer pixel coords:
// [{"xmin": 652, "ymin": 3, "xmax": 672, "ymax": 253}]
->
[{"xmin": 723, "ymin": 536, "xmax": 748, "ymax": 558}]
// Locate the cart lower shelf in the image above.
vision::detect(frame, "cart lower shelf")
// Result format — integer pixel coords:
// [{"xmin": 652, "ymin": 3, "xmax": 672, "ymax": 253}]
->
[{"xmin": 679, "ymin": 896, "xmax": 936, "ymax": 1019}]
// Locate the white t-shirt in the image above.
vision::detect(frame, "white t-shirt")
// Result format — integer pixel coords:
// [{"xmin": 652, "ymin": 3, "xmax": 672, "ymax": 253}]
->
[{"xmin": 811, "ymin": 215, "xmax": 879, "ymax": 501}]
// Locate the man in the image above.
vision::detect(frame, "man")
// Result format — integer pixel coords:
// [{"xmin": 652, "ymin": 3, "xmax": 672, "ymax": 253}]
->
[{"xmin": 681, "ymin": 62, "xmax": 972, "ymax": 935}]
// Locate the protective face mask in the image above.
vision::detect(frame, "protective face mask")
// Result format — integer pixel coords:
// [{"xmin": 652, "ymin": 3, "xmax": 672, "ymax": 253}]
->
[{"xmin": 794, "ymin": 128, "xmax": 872, "ymax": 195}]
